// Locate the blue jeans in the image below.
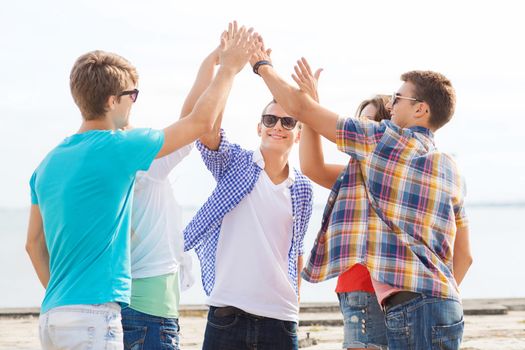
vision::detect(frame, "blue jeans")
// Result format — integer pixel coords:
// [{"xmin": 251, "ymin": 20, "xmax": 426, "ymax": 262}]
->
[
  {"xmin": 384, "ymin": 295, "xmax": 464, "ymax": 350},
  {"xmin": 121, "ymin": 307, "xmax": 180, "ymax": 350},
  {"xmin": 202, "ymin": 306, "xmax": 298, "ymax": 350},
  {"xmin": 338, "ymin": 291, "xmax": 387, "ymax": 349}
]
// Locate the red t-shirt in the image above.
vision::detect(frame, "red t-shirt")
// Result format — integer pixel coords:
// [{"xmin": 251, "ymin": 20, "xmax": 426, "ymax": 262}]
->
[{"xmin": 335, "ymin": 263, "xmax": 375, "ymax": 293}]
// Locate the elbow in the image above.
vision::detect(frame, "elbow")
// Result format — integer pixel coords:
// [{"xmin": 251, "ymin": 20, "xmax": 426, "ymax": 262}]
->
[
  {"xmin": 25, "ymin": 241, "xmax": 35, "ymax": 256},
  {"xmin": 466, "ymin": 254, "xmax": 473, "ymax": 268},
  {"xmin": 196, "ymin": 118, "xmax": 214, "ymax": 135}
]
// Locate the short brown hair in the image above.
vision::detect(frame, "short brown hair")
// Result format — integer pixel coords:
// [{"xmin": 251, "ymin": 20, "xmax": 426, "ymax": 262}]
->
[
  {"xmin": 355, "ymin": 95, "xmax": 391, "ymax": 122},
  {"xmin": 70, "ymin": 50, "xmax": 138, "ymax": 120},
  {"xmin": 401, "ymin": 70, "xmax": 456, "ymax": 130}
]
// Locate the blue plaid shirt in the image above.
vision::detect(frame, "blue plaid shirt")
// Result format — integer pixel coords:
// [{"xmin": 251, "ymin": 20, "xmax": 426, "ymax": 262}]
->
[{"xmin": 184, "ymin": 130, "xmax": 313, "ymax": 296}]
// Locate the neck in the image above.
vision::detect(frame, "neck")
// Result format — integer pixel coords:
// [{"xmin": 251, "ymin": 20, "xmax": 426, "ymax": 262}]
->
[
  {"xmin": 77, "ymin": 117, "xmax": 116, "ymax": 133},
  {"xmin": 260, "ymin": 147, "xmax": 290, "ymax": 183}
]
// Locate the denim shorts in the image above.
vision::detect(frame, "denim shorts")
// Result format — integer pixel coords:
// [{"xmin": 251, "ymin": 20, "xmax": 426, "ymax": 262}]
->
[
  {"xmin": 121, "ymin": 307, "xmax": 180, "ymax": 350},
  {"xmin": 338, "ymin": 291, "xmax": 387, "ymax": 349},
  {"xmin": 39, "ymin": 303, "xmax": 123, "ymax": 350}
]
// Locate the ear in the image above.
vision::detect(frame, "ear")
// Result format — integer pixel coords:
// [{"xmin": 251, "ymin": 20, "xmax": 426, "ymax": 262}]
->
[
  {"xmin": 257, "ymin": 122, "xmax": 262, "ymax": 137},
  {"xmin": 294, "ymin": 128, "xmax": 301, "ymax": 143},
  {"xmin": 413, "ymin": 101, "xmax": 429, "ymax": 120},
  {"xmin": 106, "ymin": 95, "xmax": 117, "ymax": 111}
]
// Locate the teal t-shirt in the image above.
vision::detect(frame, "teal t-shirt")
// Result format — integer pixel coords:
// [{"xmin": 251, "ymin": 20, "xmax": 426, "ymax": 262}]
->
[{"xmin": 30, "ymin": 128, "xmax": 164, "ymax": 313}]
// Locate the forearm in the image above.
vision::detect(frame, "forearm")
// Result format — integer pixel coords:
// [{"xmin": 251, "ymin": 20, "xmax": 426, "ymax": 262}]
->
[
  {"xmin": 26, "ymin": 205, "xmax": 49, "ymax": 289},
  {"xmin": 452, "ymin": 225, "xmax": 473, "ymax": 286},
  {"xmin": 297, "ymin": 255, "xmax": 303, "ymax": 301},
  {"xmin": 190, "ymin": 67, "xmax": 236, "ymax": 130},
  {"xmin": 180, "ymin": 53, "xmax": 218, "ymax": 119},
  {"xmin": 26, "ymin": 238, "xmax": 50, "ymax": 288},
  {"xmin": 300, "ymin": 125, "xmax": 343, "ymax": 188},
  {"xmin": 258, "ymin": 65, "xmax": 312, "ymax": 120},
  {"xmin": 258, "ymin": 65, "xmax": 338, "ymax": 142}
]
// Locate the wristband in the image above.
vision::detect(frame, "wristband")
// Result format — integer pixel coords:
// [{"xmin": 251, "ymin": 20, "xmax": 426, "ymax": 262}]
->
[{"xmin": 253, "ymin": 60, "xmax": 272, "ymax": 75}]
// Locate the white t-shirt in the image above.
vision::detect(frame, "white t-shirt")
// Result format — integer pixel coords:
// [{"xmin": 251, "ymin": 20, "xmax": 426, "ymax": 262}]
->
[
  {"xmin": 207, "ymin": 150, "xmax": 299, "ymax": 322},
  {"xmin": 130, "ymin": 144, "xmax": 194, "ymax": 288}
]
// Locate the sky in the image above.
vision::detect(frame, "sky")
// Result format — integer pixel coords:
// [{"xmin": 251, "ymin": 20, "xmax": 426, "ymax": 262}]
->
[{"xmin": 1, "ymin": 0, "xmax": 524, "ymax": 208}]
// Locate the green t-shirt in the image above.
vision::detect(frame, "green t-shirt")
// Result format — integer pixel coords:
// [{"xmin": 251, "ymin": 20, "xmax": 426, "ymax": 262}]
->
[{"xmin": 129, "ymin": 272, "xmax": 180, "ymax": 318}]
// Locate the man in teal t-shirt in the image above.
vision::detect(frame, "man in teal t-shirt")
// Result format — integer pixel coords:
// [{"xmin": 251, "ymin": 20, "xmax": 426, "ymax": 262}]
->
[{"xmin": 26, "ymin": 25, "xmax": 260, "ymax": 350}]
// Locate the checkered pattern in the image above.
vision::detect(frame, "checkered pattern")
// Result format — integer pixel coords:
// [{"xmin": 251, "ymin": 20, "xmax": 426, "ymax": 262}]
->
[
  {"xmin": 184, "ymin": 130, "xmax": 313, "ymax": 296},
  {"xmin": 302, "ymin": 119, "xmax": 468, "ymax": 301}
]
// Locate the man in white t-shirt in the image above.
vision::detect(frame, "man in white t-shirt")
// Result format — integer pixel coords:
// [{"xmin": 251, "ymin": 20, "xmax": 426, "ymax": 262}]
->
[
  {"xmin": 121, "ymin": 36, "xmax": 248, "ymax": 349},
  {"xmin": 184, "ymin": 97, "xmax": 313, "ymax": 350}
]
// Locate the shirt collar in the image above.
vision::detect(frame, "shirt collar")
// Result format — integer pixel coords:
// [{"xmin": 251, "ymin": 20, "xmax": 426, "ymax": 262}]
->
[
  {"xmin": 408, "ymin": 125, "xmax": 434, "ymax": 139},
  {"xmin": 253, "ymin": 148, "xmax": 296, "ymax": 187}
]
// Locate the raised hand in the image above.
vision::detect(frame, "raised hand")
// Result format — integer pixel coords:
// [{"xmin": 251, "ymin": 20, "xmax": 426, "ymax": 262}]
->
[
  {"xmin": 249, "ymin": 34, "xmax": 272, "ymax": 68},
  {"xmin": 219, "ymin": 21, "xmax": 260, "ymax": 74},
  {"xmin": 291, "ymin": 57, "xmax": 323, "ymax": 102}
]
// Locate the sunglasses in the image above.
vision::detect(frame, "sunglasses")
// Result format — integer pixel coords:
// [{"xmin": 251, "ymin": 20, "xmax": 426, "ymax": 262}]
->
[
  {"xmin": 391, "ymin": 92, "xmax": 423, "ymax": 106},
  {"xmin": 119, "ymin": 88, "xmax": 139, "ymax": 103},
  {"xmin": 261, "ymin": 114, "xmax": 298, "ymax": 130}
]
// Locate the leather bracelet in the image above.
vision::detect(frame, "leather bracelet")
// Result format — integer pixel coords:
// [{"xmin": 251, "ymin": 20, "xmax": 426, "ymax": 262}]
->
[{"xmin": 253, "ymin": 60, "xmax": 272, "ymax": 75}]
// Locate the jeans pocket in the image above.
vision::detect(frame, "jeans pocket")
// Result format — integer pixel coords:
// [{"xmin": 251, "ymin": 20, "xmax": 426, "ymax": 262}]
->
[
  {"xmin": 160, "ymin": 323, "xmax": 180, "ymax": 350},
  {"xmin": 49, "ymin": 325, "xmax": 95, "ymax": 350},
  {"xmin": 280, "ymin": 320, "xmax": 298, "ymax": 336},
  {"xmin": 385, "ymin": 309, "xmax": 410, "ymax": 346},
  {"xmin": 343, "ymin": 292, "xmax": 368, "ymax": 309},
  {"xmin": 432, "ymin": 318, "xmax": 464, "ymax": 350},
  {"xmin": 122, "ymin": 325, "xmax": 147, "ymax": 350},
  {"xmin": 207, "ymin": 312, "xmax": 239, "ymax": 330}
]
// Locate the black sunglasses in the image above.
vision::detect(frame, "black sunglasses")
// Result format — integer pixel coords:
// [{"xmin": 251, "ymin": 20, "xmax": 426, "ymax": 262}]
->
[
  {"xmin": 119, "ymin": 88, "xmax": 139, "ymax": 103},
  {"xmin": 261, "ymin": 114, "xmax": 298, "ymax": 130}
]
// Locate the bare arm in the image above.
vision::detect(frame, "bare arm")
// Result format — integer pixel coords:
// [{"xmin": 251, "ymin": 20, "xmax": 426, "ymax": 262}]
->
[
  {"xmin": 452, "ymin": 225, "xmax": 473, "ymax": 285},
  {"xmin": 250, "ymin": 40, "xmax": 339, "ymax": 143},
  {"xmin": 25, "ymin": 205, "xmax": 49, "ymax": 288},
  {"xmin": 179, "ymin": 46, "xmax": 221, "ymax": 120},
  {"xmin": 181, "ymin": 44, "xmax": 224, "ymax": 151},
  {"xmin": 292, "ymin": 58, "xmax": 345, "ymax": 188},
  {"xmin": 297, "ymin": 255, "xmax": 303, "ymax": 302},
  {"xmin": 156, "ymin": 22, "xmax": 259, "ymax": 158}
]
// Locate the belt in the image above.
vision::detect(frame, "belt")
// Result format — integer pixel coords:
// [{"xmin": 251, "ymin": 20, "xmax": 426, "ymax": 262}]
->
[
  {"xmin": 383, "ymin": 291, "xmax": 421, "ymax": 312},
  {"xmin": 213, "ymin": 306, "xmax": 266, "ymax": 320}
]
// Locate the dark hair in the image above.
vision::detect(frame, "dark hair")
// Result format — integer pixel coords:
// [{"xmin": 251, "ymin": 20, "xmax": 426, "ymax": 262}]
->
[
  {"xmin": 400, "ymin": 70, "xmax": 456, "ymax": 130},
  {"xmin": 354, "ymin": 95, "xmax": 391, "ymax": 122}
]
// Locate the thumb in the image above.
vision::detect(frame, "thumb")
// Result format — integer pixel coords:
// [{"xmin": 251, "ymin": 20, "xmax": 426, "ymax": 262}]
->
[{"xmin": 314, "ymin": 68, "xmax": 323, "ymax": 80}]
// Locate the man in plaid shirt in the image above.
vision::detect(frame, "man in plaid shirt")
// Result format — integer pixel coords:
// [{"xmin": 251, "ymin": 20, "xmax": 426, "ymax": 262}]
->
[{"xmin": 250, "ymin": 44, "xmax": 473, "ymax": 349}]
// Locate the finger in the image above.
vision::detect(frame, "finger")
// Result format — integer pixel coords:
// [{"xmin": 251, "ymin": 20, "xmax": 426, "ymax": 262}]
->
[
  {"xmin": 228, "ymin": 22, "xmax": 233, "ymax": 40},
  {"xmin": 294, "ymin": 65, "xmax": 306, "ymax": 82},
  {"xmin": 301, "ymin": 57, "xmax": 313, "ymax": 76},
  {"xmin": 292, "ymin": 74, "xmax": 302, "ymax": 87},
  {"xmin": 297, "ymin": 59, "xmax": 310, "ymax": 77},
  {"xmin": 233, "ymin": 20, "xmax": 238, "ymax": 35},
  {"xmin": 266, "ymin": 48, "xmax": 272, "ymax": 56},
  {"xmin": 314, "ymin": 68, "xmax": 323, "ymax": 80},
  {"xmin": 237, "ymin": 26, "xmax": 247, "ymax": 46}
]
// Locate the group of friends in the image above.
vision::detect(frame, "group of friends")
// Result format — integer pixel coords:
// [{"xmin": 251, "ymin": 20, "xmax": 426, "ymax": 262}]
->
[{"xmin": 26, "ymin": 22, "xmax": 473, "ymax": 350}]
